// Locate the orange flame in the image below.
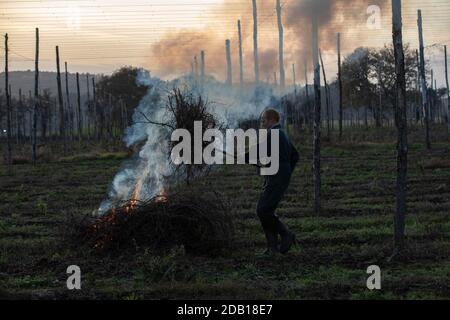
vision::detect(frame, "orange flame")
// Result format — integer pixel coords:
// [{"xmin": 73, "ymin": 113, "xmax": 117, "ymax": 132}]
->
[
  {"xmin": 155, "ymin": 188, "xmax": 169, "ymax": 203},
  {"xmin": 124, "ymin": 178, "xmax": 144, "ymax": 214}
]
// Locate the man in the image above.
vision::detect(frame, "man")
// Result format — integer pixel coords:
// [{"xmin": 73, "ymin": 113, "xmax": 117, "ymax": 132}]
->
[{"xmin": 251, "ymin": 109, "xmax": 299, "ymax": 255}]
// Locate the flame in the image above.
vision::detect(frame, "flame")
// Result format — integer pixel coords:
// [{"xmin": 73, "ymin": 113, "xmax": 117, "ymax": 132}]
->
[
  {"xmin": 124, "ymin": 178, "xmax": 144, "ymax": 214},
  {"xmin": 155, "ymin": 188, "xmax": 169, "ymax": 203}
]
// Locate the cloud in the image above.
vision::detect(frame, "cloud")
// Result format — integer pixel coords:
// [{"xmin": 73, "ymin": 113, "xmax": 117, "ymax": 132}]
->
[{"xmin": 147, "ymin": 0, "xmax": 389, "ymax": 81}]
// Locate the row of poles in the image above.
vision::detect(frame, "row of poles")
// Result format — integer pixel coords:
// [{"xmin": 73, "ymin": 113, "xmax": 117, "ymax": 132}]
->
[
  {"xmin": 187, "ymin": 0, "xmax": 449, "ymax": 257},
  {"xmin": 3, "ymin": 28, "xmax": 134, "ymax": 169}
]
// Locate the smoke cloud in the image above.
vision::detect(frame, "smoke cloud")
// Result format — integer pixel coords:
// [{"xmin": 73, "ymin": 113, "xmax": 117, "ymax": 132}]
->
[
  {"xmin": 147, "ymin": 0, "xmax": 389, "ymax": 83},
  {"xmin": 96, "ymin": 72, "xmax": 281, "ymax": 216}
]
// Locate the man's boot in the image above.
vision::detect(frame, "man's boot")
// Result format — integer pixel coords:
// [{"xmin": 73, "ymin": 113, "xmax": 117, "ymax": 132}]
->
[
  {"xmin": 275, "ymin": 218, "xmax": 296, "ymax": 254},
  {"xmin": 262, "ymin": 226, "xmax": 279, "ymax": 255}
]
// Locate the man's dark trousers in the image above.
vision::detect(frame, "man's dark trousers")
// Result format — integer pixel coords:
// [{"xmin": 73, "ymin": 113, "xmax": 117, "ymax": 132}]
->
[{"xmin": 256, "ymin": 124, "xmax": 298, "ymax": 247}]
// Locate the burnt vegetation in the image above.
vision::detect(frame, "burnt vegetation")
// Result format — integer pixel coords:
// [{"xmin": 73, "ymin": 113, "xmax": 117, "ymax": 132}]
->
[{"xmin": 68, "ymin": 190, "xmax": 235, "ymax": 257}]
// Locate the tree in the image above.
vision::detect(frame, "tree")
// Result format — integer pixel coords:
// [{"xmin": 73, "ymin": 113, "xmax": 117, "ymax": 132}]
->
[
  {"xmin": 340, "ymin": 48, "xmax": 377, "ymax": 124},
  {"xmin": 96, "ymin": 66, "xmax": 149, "ymax": 130},
  {"xmin": 337, "ymin": 45, "xmax": 419, "ymax": 126},
  {"xmin": 373, "ymin": 44, "xmax": 418, "ymax": 125}
]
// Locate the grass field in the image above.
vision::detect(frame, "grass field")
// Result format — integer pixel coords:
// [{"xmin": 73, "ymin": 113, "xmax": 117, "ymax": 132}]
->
[{"xmin": 1, "ymin": 127, "xmax": 450, "ymax": 300}]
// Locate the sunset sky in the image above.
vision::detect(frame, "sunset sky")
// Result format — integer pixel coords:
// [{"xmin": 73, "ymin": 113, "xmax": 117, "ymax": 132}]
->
[{"xmin": 1, "ymin": 0, "xmax": 449, "ymax": 86}]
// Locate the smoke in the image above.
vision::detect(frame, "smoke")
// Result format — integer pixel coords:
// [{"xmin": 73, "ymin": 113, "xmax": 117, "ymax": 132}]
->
[
  {"xmin": 96, "ymin": 71, "xmax": 173, "ymax": 215},
  {"xmin": 149, "ymin": 29, "xmax": 226, "ymax": 80},
  {"xmin": 96, "ymin": 72, "xmax": 281, "ymax": 216},
  {"xmin": 147, "ymin": 0, "xmax": 389, "ymax": 83}
]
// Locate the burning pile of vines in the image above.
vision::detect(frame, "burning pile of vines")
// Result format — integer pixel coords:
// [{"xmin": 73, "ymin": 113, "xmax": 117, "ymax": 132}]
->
[{"xmin": 73, "ymin": 189, "xmax": 235, "ymax": 256}]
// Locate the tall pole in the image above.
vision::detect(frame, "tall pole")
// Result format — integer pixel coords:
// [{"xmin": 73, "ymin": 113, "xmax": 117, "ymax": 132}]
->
[
  {"xmin": 415, "ymin": 49, "xmax": 421, "ymax": 123},
  {"xmin": 18, "ymin": 88, "xmax": 23, "ymax": 143},
  {"xmin": 319, "ymin": 49, "xmax": 331, "ymax": 138},
  {"xmin": 92, "ymin": 77, "xmax": 98, "ymax": 139},
  {"xmin": 292, "ymin": 63, "xmax": 297, "ymax": 95},
  {"xmin": 56, "ymin": 46, "xmax": 66, "ymax": 153},
  {"xmin": 86, "ymin": 73, "xmax": 91, "ymax": 139},
  {"xmin": 33, "ymin": 28, "xmax": 39, "ymax": 165},
  {"xmin": 304, "ymin": 57, "xmax": 311, "ymax": 130},
  {"xmin": 64, "ymin": 62, "xmax": 72, "ymax": 140},
  {"xmin": 200, "ymin": 50, "xmax": 205, "ymax": 91},
  {"xmin": 4, "ymin": 34, "xmax": 12, "ymax": 168},
  {"xmin": 194, "ymin": 55, "xmax": 199, "ymax": 83},
  {"xmin": 418, "ymin": 10, "xmax": 431, "ymax": 150},
  {"xmin": 252, "ymin": 0, "xmax": 260, "ymax": 85},
  {"xmin": 445, "ymin": 45, "xmax": 450, "ymax": 134},
  {"xmin": 430, "ymin": 69, "xmax": 435, "ymax": 123},
  {"xmin": 276, "ymin": 0, "xmax": 285, "ymax": 88},
  {"xmin": 392, "ymin": 0, "xmax": 408, "ymax": 258},
  {"xmin": 378, "ymin": 59, "xmax": 384, "ymax": 127},
  {"xmin": 225, "ymin": 39, "xmax": 232, "ymax": 86},
  {"xmin": 337, "ymin": 33, "xmax": 343, "ymax": 138},
  {"xmin": 76, "ymin": 72, "xmax": 82, "ymax": 141},
  {"xmin": 312, "ymin": 12, "xmax": 321, "ymax": 215},
  {"xmin": 237, "ymin": 20, "xmax": 244, "ymax": 89}
]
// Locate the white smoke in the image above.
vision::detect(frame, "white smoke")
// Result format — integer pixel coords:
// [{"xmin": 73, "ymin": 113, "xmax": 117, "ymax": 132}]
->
[
  {"xmin": 96, "ymin": 71, "xmax": 172, "ymax": 215},
  {"xmin": 96, "ymin": 72, "xmax": 283, "ymax": 216}
]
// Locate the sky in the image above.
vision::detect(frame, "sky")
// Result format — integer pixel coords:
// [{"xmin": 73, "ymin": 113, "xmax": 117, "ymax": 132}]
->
[{"xmin": 0, "ymin": 0, "xmax": 449, "ymax": 87}]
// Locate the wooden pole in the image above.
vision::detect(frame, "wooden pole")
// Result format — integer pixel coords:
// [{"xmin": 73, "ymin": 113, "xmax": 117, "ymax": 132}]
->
[
  {"xmin": 237, "ymin": 20, "xmax": 244, "ymax": 89},
  {"xmin": 225, "ymin": 39, "xmax": 232, "ymax": 86},
  {"xmin": 337, "ymin": 33, "xmax": 343, "ymax": 138},
  {"xmin": 304, "ymin": 57, "xmax": 311, "ymax": 130},
  {"xmin": 18, "ymin": 88, "xmax": 23, "ymax": 143},
  {"xmin": 200, "ymin": 50, "xmax": 205, "ymax": 91},
  {"xmin": 76, "ymin": 72, "xmax": 82, "ymax": 141},
  {"xmin": 55, "ymin": 46, "xmax": 66, "ymax": 153},
  {"xmin": 430, "ymin": 69, "xmax": 435, "ymax": 123},
  {"xmin": 9, "ymin": 85, "xmax": 15, "ymax": 144},
  {"xmin": 64, "ymin": 62, "xmax": 72, "ymax": 140},
  {"xmin": 252, "ymin": 0, "xmax": 260, "ymax": 84},
  {"xmin": 312, "ymin": 12, "xmax": 322, "ymax": 215},
  {"xmin": 378, "ymin": 59, "xmax": 384, "ymax": 127},
  {"xmin": 418, "ymin": 10, "xmax": 431, "ymax": 150},
  {"xmin": 445, "ymin": 45, "xmax": 450, "ymax": 134},
  {"xmin": 86, "ymin": 73, "xmax": 91, "ymax": 139},
  {"xmin": 292, "ymin": 63, "xmax": 297, "ymax": 94},
  {"xmin": 32, "ymin": 28, "xmax": 39, "ymax": 165},
  {"xmin": 4, "ymin": 33, "xmax": 12, "ymax": 169},
  {"xmin": 292, "ymin": 63, "xmax": 299, "ymax": 126},
  {"xmin": 194, "ymin": 55, "xmax": 199, "ymax": 83},
  {"xmin": 276, "ymin": 0, "xmax": 285, "ymax": 88},
  {"xmin": 319, "ymin": 49, "xmax": 331, "ymax": 138},
  {"xmin": 415, "ymin": 49, "xmax": 421, "ymax": 123},
  {"xmin": 392, "ymin": 0, "xmax": 408, "ymax": 258},
  {"xmin": 92, "ymin": 77, "xmax": 99, "ymax": 139}
]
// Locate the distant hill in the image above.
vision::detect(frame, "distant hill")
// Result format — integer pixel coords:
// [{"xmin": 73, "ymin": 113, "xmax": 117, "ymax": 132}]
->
[{"xmin": 0, "ymin": 71, "xmax": 99, "ymax": 100}]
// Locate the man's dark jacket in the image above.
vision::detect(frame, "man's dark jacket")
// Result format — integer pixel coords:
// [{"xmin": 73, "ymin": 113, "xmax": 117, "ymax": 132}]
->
[{"xmin": 248, "ymin": 124, "xmax": 299, "ymax": 216}]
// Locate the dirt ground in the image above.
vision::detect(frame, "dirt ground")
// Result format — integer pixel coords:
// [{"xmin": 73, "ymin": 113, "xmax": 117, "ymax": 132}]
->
[{"xmin": 1, "ymin": 127, "xmax": 450, "ymax": 299}]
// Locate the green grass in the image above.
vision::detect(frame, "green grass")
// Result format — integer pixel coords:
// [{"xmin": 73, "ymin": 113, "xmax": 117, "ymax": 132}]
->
[{"xmin": 0, "ymin": 127, "xmax": 449, "ymax": 299}]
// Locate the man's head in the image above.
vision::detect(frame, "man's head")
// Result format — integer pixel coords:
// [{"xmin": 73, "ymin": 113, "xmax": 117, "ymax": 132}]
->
[{"xmin": 260, "ymin": 109, "xmax": 280, "ymax": 129}]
